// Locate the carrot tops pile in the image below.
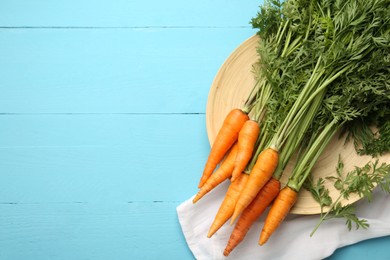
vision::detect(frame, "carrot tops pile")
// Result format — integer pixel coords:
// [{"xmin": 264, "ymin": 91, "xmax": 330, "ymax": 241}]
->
[{"xmin": 193, "ymin": 0, "xmax": 390, "ymax": 256}]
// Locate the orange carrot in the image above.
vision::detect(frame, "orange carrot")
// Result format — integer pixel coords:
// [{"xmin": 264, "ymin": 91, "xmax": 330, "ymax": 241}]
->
[
  {"xmin": 207, "ymin": 173, "xmax": 249, "ymax": 238},
  {"xmin": 193, "ymin": 143, "xmax": 238, "ymax": 204},
  {"xmin": 230, "ymin": 147, "xmax": 279, "ymax": 223},
  {"xmin": 259, "ymin": 186, "xmax": 298, "ymax": 245},
  {"xmin": 231, "ymin": 120, "xmax": 260, "ymax": 182},
  {"xmin": 223, "ymin": 178, "xmax": 280, "ymax": 256},
  {"xmin": 198, "ymin": 109, "xmax": 249, "ymax": 188}
]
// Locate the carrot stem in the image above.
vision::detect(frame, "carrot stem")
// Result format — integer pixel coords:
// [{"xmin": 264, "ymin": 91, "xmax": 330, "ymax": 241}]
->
[{"xmin": 288, "ymin": 119, "xmax": 340, "ymax": 192}]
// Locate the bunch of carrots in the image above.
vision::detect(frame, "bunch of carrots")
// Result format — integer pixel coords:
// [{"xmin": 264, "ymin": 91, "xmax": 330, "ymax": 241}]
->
[{"xmin": 192, "ymin": 0, "xmax": 390, "ymax": 257}]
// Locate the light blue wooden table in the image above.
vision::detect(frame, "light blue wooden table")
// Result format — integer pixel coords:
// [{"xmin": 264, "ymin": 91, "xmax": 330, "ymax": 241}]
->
[{"xmin": 0, "ymin": 1, "xmax": 389, "ymax": 259}]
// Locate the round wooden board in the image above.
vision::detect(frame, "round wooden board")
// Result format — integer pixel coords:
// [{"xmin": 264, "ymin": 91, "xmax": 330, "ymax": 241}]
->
[{"xmin": 206, "ymin": 35, "xmax": 390, "ymax": 215}]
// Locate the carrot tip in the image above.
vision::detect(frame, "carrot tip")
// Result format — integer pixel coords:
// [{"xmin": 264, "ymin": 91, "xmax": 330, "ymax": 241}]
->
[
  {"xmin": 230, "ymin": 212, "xmax": 239, "ymax": 225},
  {"xmin": 259, "ymin": 231, "xmax": 268, "ymax": 245},
  {"xmin": 230, "ymin": 202, "xmax": 245, "ymax": 225},
  {"xmin": 207, "ymin": 225, "xmax": 218, "ymax": 238},
  {"xmin": 223, "ymin": 250, "xmax": 230, "ymax": 257},
  {"xmin": 259, "ymin": 236, "xmax": 267, "ymax": 246}
]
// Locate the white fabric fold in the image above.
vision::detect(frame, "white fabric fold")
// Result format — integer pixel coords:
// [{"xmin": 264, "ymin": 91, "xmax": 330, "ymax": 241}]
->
[{"xmin": 177, "ymin": 180, "xmax": 390, "ymax": 260}]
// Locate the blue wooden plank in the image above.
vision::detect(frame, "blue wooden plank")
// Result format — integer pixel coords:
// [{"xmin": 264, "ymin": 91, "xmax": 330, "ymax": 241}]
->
[
  {"xmin": 0, "ymin": 203, "xmax": 388, "ymax": 260},
  {"xmin": 0, "ymin": 0, "xmax": 260, "ymax": 27},
  {"xmin": 0, "ymin": 114, "xmax": 207, "ymax": 202},
  {"xmin": 0, "ymin": 202, "xmax": 194, "ymax": 259},
  {"xmin": 0, "ymin": 28, "xmax": 255, "ymax": 113},
  {"xmin": 0, "ymin": 0, "xmax": 388, "ymax": 258},
  {"xmin": 0, "ymin": 118, "xmax": 389, "ymax": 258},
  {"xmin": 328, "ymin": 236, "xmax": 390, "ymax": 260}
]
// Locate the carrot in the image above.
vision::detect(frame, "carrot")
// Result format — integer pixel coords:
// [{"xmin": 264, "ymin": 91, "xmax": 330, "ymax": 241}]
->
[
  {"xmin": 198, "ymin": 109, "xmax": 249, "ymax": 188},
  {"xmin": 259, "ymin": 186, "xmax": 298, "ymax": 245},
  {"xmin": 223, "ymin": 177, "xmax": 280, "ymax": 256},
  {"xmin": 193, "ymin": 143, "xmax": 238, "ymax": 204},
  {"xmin": 207, "ymin": 173, "xmax": 249, "ymax": 238},
  {"xmin": 231, "ymin": 120, "xmax": 260, "ymax": 182},
  {"xmin": 230, "ymin": 147, "xmax": 279, "ymax": 223}
]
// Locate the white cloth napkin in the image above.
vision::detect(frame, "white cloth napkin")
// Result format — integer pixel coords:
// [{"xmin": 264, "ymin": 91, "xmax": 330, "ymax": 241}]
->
[{"xmin": 177, "ymin": 180, "xmax": 390, "ymax": 260}]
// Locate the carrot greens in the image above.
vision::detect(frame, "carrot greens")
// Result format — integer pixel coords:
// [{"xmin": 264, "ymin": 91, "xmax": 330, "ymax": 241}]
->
[
  {"xmin": 250, "ymin": 0, "xmax": 390, "ymax": 244},
  {"xmin": 193, "ymin": 0, "xmax": 389, "ymax": 254},
  {"xmin": 307, "ymin": 157, "xmax": 390, "ymax": 236}
]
